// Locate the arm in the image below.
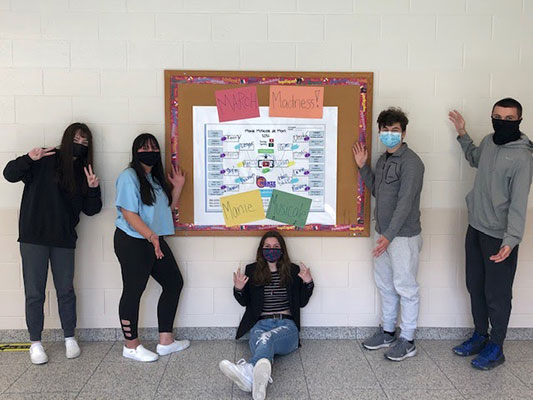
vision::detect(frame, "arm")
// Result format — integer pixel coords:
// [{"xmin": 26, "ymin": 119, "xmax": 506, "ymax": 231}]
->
[
  {"xmin": 352, "ymin": 143, "xmax": 375, "ymax": 195},
  {"xmin": 167, "ymin": 164, "xmax": 185, "ymax": 211},
  {"xmin": 233, "ymin": 266, "xmax": 251, "ymax": 307},
  {"xmin": 457, "ymin": 134, "xmax": 484, "ymax": 169},
  {"xmin": 82, "ymin": 164, "xmax": 102, "ymax": 216},
  {"xmin": 82, "ymin": 187, "xmax": 102, "ymax": 216},
  {"xmin": 3, "ymin": 154, "xmax": 34, "ymax": 183},
  {"xmin": 382, "ymin": 159, "xmax": 425, "ymax": 243},
  {"xmin": 502, "ymin": 159, "xmax": 533, "ymax": 250},
  {"xmin": 297, "ymin": 263, "xmax": 314, "ymax": 307}
]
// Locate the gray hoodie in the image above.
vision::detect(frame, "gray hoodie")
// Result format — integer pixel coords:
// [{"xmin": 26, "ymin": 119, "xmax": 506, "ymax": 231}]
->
[
  {"xmin": 458, "ymin": 133, "xmax": 533, "ymax": 249},
  {"xmin": 359, "ymin": 143, "xmax": 425, "ymax": 242}
]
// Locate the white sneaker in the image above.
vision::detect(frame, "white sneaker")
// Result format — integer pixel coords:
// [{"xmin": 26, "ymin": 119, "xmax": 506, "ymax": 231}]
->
[
  {"xmin": 253, "ymin": 358, "xmax": 272, "ymax": 400},
  {"xmin": 122, "ymin": 344, "xmax": 159, "ymax": 362},
  {"xmin": 219, "ymin": 359, "xmax": 253, "ymax": 392},
  {"xmin": 29, "ymin": 343, "xmax": 48, "ymax": 365},
  {"xmin": 65, "ymin": 338, "xmax": 81, "ymax": 359},
  {"xmin": 156, "ymin": 340, "xmax": 190, "ymax": 356}
]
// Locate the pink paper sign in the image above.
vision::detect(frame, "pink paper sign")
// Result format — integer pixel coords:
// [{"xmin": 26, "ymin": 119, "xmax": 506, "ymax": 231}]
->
[
  {"xmin": 215, "ymin": 86, "xmax": 260, "ymax": 122},
  {"xmin": 269, "ymin": 85, "xmax": 324, "ymax": 119}
]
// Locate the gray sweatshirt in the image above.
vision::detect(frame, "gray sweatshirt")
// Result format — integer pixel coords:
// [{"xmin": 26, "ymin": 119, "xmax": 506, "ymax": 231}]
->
[
  {"xmin": 458, "ymin": 133, "xmax": 533, "ymax": 249},
  {"xmin": 359, "ymin": 143, "xmax": 425, "ymax": 242}
]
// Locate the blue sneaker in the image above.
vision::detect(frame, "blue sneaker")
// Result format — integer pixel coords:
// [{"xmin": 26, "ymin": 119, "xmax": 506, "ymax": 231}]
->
[
  {"xmin": 471, "ymin": 342, "xmax": 505, "ymax": 370},
  {"xmin": 453, "ymin": 332, "xmax": 489, "ymax": 356}
]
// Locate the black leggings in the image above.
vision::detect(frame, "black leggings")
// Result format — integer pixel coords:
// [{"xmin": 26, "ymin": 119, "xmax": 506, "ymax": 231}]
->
[{"xmin": 114, "ymin": 228, "xmax": 184, "ymax": 340}]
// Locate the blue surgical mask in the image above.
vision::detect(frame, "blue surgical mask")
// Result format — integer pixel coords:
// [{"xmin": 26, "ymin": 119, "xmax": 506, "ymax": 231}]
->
[{"xmin": 379, "ymin": 131, "xmax": 402, "ymax": 148}]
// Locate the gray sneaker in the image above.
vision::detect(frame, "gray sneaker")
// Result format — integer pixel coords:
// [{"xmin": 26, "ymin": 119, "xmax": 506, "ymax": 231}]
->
[
  {"xmin": 384, "ymin": 337, "xmax": 417, "ymax": 361},
  {"xmin": 362, "ymin": 328, "xmax": 397, "ymax": 350}
]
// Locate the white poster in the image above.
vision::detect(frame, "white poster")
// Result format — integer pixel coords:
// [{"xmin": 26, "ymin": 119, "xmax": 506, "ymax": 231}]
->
[{"xmin": 193, "ymin": 106, "xmax": 338, "ymax": 226}]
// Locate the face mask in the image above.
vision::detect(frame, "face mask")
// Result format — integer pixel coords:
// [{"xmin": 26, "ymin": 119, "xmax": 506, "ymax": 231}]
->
[
  {"xmin": 138, "ymin": 151, "xmax": 160, "ymax": 166},
  {"xmin": 262, "ymin": 248, "xmax": 282, "ymax": 263},
  {"xmin": 379, "ymin": 131, "xmax": 402, "ymax": 148},
  {"xmin": 492, "ymin": 118, "xmax": 521, "ymax": 145},
  {"xmin": 72, "ymin": 143, "xmax": 88, "ymax": 158}
]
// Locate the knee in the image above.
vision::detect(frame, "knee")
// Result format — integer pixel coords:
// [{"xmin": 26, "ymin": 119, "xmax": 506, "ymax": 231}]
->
[{"xmin": 393, "ymin": 280, "xmax": 419, "ymax": 300}]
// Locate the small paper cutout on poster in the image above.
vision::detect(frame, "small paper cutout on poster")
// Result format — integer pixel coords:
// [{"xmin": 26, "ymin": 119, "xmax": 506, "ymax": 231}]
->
[
  {"xmin": 215, "ymin": 86, "xmax": 260, "ymax": 122},
  {"xmin": 269, "ymin": 85, "xmax": 324, "ymax": 119}
]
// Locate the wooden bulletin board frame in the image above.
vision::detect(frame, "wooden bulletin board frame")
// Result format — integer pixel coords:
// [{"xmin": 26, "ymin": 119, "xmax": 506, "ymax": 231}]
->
[{"xmin": 164, "ymin": 70, "xmax": 373, "ymax": 237}]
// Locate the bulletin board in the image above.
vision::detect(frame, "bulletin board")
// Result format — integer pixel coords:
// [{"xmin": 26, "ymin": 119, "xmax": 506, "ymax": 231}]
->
[{"xmin": 164, "ymin": 70, "xmax": 373, "ymax": 237}]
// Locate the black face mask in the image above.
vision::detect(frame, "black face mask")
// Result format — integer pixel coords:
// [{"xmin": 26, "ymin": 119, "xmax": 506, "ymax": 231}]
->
[
  {"xmin": 72, "ymin": 143, "xmax": 88, "ymax": 158},
  {"xmin": 138, "ymin": 151, "xmax": 160, "ymax": 166},
  {"xmin": 492, "ymin": 118, "xmax": 522, "ymax": 145}
]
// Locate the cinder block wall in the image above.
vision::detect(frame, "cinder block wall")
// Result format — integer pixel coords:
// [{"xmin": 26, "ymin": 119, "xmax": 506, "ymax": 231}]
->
[{"xmin": 1, "ymin": 0, "xmax": 533, "ymax": 331}]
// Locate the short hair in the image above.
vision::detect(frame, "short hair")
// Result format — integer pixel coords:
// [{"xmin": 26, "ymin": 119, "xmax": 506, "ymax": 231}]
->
[
  {"xmin": 492, "ymin": 97, "xmax": 522, "ymax": 118},
  {"xmin": 377, "ymin": 107, "xmax": 409, "ymax": 132}
]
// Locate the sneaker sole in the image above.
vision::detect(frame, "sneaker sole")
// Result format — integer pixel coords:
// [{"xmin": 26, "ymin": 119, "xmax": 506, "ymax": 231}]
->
[
  {"xmin": 253, "ymin": 361, "xmax": 271, "ymax": 400},
  {"xmin": 219, "ymin": 361, "xmax": 252, "ymax": 393},
  {"xmin": 122, "ymin": 352, "xmax": 158, "ymax": 362},
  {"xmin": 363, "ymin": 340, "xmax": 396, "ymax": 350},
  {"xmin": 471, "ymin": 356, "xmax": 506, "ymax": 371},
  {"xmin": 66, "ymin": 351, "xmax": 81, "ymax": 359},
  {"xmin": 385, "ymin": 347, "xmax": 417, "ymax": 361},
  {"xmin": 156, "ymin": 341, "xmax": 191, "ymax": 356},
  {"xmin": 31, "ymin": 357, "xmax": 48, "ymax": 365}
]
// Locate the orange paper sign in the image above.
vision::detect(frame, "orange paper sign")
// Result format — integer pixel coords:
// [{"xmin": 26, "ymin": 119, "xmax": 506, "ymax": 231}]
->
[{"xmin": 269, "ymin": 85, "xmax": 324, "ymax": 119}]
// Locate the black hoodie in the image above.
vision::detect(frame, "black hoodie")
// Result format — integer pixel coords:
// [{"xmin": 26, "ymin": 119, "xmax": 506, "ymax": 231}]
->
[{"xmin": 3, "ymin": 151, "xmax": 102, "ymax": 248}]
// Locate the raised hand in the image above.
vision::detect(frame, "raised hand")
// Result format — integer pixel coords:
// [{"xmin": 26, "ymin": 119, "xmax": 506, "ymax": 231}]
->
[
  {"xmin": 448, "ymin": 110, "xmax": 467, "ymax": 136},
  {"xmin": 352, "ymin": 142, "xmax": 368, "ymax": 169},
  {"xmin": 84, "ymin": 164, "xmax": 99, "ymax": 188},
  {"xmin": 233, "ymin": 268, "xmax": 249, "ymax": 290},
  {"xmin": 168, "ymin": 164, "xmax": 186, "ymax": 190},
  {"xmin": 28, "ymin": 147, "xmax": 56, "ymax": 161},
  {"xmin": 298, "ymin": 262, "xmax": 313, "ymax": 283}
]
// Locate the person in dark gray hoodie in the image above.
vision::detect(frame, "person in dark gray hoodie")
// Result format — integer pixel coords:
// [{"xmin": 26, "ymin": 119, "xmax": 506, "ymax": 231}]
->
[
  {"xmin": 353, "ymin": 108, "xmax": 425, "ymax": 362},
  {"xmin": 449, "ymin": 98, "xmax": 533, "ymax": 371}
]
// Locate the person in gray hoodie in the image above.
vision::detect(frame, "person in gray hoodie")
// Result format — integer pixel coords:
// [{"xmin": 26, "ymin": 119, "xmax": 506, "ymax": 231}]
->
[
  {"xmin": 353, "ymin": 107, "xmax": 425, "ymax": 361},
  {"xmin": 449, "ymin": 98, "xmax": 533, "ymax": 370}
]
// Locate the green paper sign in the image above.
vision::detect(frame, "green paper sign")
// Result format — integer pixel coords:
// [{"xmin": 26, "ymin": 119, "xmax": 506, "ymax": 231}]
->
[{"xmin": 266, "ymin": 189, "xmax": 312, "ymax": 228}]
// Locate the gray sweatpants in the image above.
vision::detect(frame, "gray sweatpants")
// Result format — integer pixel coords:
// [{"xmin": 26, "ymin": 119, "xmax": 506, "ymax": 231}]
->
[
  {"xmin": 20, "ymin": 243, "xmax": 76, "ymax": 341},
  {"xmin": 374, "ymin": 235, "xmax": 422, "ymax": 341}
]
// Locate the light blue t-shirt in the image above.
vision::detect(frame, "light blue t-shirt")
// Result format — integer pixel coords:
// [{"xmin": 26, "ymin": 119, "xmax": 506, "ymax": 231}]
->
[{"xmin": 115, "ymin": 168, "xmax": 174, "ymax": 238}]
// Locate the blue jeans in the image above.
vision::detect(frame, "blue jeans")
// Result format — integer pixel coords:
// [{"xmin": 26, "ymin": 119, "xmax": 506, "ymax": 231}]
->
[{"xmin": 248, "ymin": 318, "xmax": 299, "ymax": 365}]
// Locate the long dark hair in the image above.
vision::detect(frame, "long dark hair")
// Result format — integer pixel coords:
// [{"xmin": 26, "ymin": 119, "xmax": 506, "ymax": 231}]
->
[
  {"xmin": 130, "ymin": 133, "xmax": 172, "ymax": 206},
  {"xmin": 56, "ymin": 122, "xmax": 93, "ymax": 196},
  {"xmin": 253, "ymin": 230, "xmax": 292, "ymax": 287}
]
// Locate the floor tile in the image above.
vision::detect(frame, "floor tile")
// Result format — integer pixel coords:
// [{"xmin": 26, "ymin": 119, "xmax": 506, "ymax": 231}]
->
[
  {"xmin": 300, "ymin": 339, "xmax": 366, "ymax": 362},
  {"xmin": 437, "ymin": 359, "xmax": 528, "ymax": 390},
  {"xmin": 0, "ymin": 365, "xmax": 29, "ymax": 394},
  {"xmin": 371, "ymin": 360, "xmax": 453, "ymax": 389},
  {"xmin": 6, "ymin": 362, "xmax": 98, "ymax": 393},
  {"xmin": 0, "ymin": 393, "xmax": 78, "ymax": 400},
  {"xmin": 80, "ymin": 361, "xmax": 166, "ymax": 398},
  {"xmin": 419, "ymin": 340, "xmax": 461, "ymax": 361},
  {"xmin": 384, "ymin": 389, "xmax": 464, "ymax": 400},
  {"xmin": 45, "ymin": 341, "xmax": 113, "ymax": 364},
  {"xmin": 505, "ymin": 361, "xmax": 533, "ymax": 388}
]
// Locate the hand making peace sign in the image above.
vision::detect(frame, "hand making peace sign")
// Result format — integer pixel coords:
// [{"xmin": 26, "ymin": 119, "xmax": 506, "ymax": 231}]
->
[{"xmin": 84, "ymin": 164, "xmax": 99, "ymax": 188}]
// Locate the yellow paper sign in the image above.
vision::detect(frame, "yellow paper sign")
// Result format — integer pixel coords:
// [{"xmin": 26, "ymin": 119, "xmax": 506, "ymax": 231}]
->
[{"xmin": 220, "ymin": 190, "xmax": 266, "ymax": 227}]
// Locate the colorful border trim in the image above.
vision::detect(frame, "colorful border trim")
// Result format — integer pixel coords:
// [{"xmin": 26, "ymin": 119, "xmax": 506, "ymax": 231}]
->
[{"xmin": 169, "ymin": 74, "xmax": 368, "ymax": 233}]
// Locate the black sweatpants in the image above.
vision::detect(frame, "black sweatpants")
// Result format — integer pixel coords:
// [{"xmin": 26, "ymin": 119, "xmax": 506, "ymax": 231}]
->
[
  {"xmin": 465, "ymin": 225, "xmax": 518, "ymax": 346},
  {"xmin": 114, "ymin": 228, "xmax": 184, "ymax": 340},
  {"xmin": 20, "ymin": 243, "xmax": 76, "ymax": 341}
]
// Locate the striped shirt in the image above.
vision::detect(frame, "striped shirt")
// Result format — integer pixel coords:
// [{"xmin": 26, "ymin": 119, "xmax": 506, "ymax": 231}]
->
[{"xmin": 262, "ymin": 270, "xmax": 290, "ymax": 313}]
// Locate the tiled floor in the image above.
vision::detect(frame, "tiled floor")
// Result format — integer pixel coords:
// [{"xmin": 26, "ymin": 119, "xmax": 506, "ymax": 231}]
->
[{"xmin": 1, "ymin": 340, "xmax": 533, "ymax": 399}]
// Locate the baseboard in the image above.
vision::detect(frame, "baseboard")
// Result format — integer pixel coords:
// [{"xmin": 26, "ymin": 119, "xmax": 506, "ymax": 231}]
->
[{"xmin": 1, "ymin": 327, "xmax": 533, "ymax": 342}]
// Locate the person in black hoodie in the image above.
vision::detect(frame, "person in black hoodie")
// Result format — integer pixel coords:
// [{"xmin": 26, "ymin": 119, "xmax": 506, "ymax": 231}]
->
[
  {"xmin": 3, "ymin": 123, "xmax": 102, "ymax": 365},
  {"xmin": 218, "ymin": 231, "xmax": 314, "ymax": 400}
]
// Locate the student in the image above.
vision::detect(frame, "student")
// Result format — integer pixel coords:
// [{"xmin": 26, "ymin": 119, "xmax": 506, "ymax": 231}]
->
[
  {"xmin": 114, "ymin": 133, "xmax": 189, "ymax": 362},
  {"xmin": 3, "ymin": 123, "xmax": 102, "ymax": 364},
  {"xmin": 218, "ymin": 231, "xmax": 314, "ymax": 400},
  {"xmin": 352, "ymin": 107, "xmax": 424, "ymax": 361},
  {"xmin": 448, "ymin": 98, "xmax": 533, "ymax": 370}
]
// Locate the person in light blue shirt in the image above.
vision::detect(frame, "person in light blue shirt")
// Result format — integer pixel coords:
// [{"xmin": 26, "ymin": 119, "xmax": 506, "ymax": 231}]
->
[{"xmin": 113, "ymin": 133, "xmax": 189, "ymax": 362}]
